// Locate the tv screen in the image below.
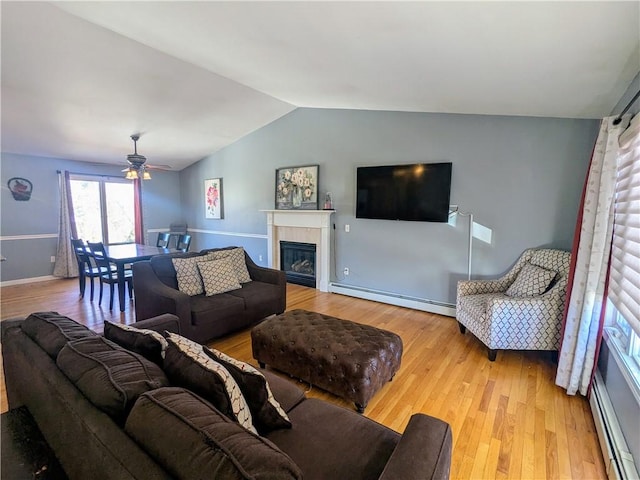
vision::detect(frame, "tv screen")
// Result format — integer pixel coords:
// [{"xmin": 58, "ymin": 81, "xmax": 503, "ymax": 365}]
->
[{"xmin": 356, "ymin": 162, "xmax": 452, "ymax": 222}]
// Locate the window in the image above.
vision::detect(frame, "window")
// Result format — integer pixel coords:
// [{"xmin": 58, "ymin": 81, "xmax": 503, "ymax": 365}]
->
[
  {"xmin": 70, "ymin": 175, "xmax": 135, "ymax": 244},
  {"xmin": 605, "ymin": 113, "xmax": 640, "ymax": 402}
]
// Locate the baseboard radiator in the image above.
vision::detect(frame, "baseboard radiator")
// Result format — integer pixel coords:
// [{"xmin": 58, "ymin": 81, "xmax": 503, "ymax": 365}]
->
[
  {"xmin": 590, "ymin": 371, "xmax": 638, "ymax": 480},
  {"xmin": 329, "ymin": 282, "xmax": 456, "ymax": 317}
]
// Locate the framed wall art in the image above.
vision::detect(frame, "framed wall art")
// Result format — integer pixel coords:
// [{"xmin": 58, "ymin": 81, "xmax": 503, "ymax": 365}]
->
[
  {"xmin": 205, "ymin": 178, "xmax": 223, "ymax": 219},
  {"xmin": 275, "ymin": 165, "xmax": 319, "ymax": 210}
]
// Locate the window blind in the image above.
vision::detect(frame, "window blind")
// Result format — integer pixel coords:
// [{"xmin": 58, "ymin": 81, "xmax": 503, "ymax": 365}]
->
[{"xmin": 609, "ymin": 114, "xmax": 640, "ymax": 337}]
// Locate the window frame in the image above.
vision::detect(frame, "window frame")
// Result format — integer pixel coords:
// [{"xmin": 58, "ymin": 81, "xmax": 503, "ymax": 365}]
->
[{"xmin": 70, "ymin": 173, "xmax": 135, "ymax": 245}]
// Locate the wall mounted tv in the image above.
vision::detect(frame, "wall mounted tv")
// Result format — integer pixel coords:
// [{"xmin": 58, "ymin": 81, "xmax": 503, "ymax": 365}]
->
[{"xmin": 356, "ymin": 162, "xmax": 452, "ymax": 222}]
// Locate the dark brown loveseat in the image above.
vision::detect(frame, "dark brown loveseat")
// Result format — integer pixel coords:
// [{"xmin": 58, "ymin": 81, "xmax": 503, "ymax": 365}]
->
[
  {"xmin": 1, "ymin": 312, "xmax": 453, "ymax": 480},
  {"xmin": 132, "ymin": 246, "xmax": 286, "ymax": 343}
]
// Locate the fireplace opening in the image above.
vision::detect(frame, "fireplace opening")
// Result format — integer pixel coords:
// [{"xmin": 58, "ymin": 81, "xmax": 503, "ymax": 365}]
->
[{"xmin": 280, "ymin": 241, "xmax": 316, "ymax": 288}]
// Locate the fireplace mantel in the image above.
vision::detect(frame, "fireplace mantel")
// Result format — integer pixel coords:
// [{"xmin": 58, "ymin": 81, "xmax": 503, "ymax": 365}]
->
[{"xmin": 262, "ymin": 210, "xmax": 335, "ymax": 291}]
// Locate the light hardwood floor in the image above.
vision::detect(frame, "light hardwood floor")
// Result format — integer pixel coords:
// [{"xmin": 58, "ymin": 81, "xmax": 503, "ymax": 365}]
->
[{"xmin": 0, "ymin": 279, "xmax": 607, "ymax": 479}]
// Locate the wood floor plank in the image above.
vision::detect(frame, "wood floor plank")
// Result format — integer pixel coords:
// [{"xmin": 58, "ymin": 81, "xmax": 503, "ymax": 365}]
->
[{"xmin": 0, "ymin": 279, "xmax": 608, "ymax": 479}]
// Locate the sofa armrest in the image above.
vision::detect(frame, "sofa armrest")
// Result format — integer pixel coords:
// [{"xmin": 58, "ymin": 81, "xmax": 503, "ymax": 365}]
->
[
  {"xmin": 457, "ymin": 278, "xmax": 509, "ymax": 297},
  {"xmin": 132, "ymin": 261, "xmax": 193, "ymax": 333},
  {"xmin": 131, "ymin": 314, "xmax": 180, "ymax": 335},
  {"xmin": 378, "ymin": 414, "xmax": 452, "ymax": 480}
]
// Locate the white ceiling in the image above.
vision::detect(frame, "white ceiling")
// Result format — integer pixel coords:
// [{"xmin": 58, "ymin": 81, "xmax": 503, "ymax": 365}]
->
[{"xmin": 2, "ymin": 1, "xmax": 639, "ymax": 171}]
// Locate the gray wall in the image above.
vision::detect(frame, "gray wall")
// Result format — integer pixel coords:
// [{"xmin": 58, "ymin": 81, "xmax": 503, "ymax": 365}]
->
[
  {"xmin": 180, "ymin": 108, "xmax": 599, "ymax": 305},
  {"xmin": 0, "ymin": 152, "xmax": 182, "ymax": 282}
]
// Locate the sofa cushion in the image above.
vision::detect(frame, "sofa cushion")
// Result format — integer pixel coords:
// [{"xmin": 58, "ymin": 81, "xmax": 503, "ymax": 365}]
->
[
  {"xmin": 205, "ymin": 348, "xmax": 291, "ymax": 434},
  {"xmin": 266, "ymin": 398, "xmax": 400, "ymax": 480},
  {"xmin": 125, "ymin": 387, "xmax": 302, "ymax": 480},
  {"xmin": 103, "ymin": 321, "xmax": 168, "ymax": 365},
  {"xmin": 172, "ymin": 256, "xmax": 207, "ymax": 296},
  {"xmin": 22, "ymin": 312, "xmax": 97, "ymax": 359},
  {"xmin": 227, "ymin": 281, "xmax": 283, "ymax": 313},
  {"xmin": 210, "ymin": 247, "xmax": 252, "ymax": 283},
  {"xmin": 190, "ymin": 293, "xmax": 245, "ymax": 326},
  {"xmin": 56, "ymin": 336, "xmax": 169, "ymax": 422},
  {"xmin": 163, "ymin": 333, "xmax": 256, "ymax": 433},
  {"xmin": 506, "ymin": 263, "xmax": 557, "ymax": 297},
  {"xmin": 198, "ymin": 258, "xmax": 242, "ymax": 296}
]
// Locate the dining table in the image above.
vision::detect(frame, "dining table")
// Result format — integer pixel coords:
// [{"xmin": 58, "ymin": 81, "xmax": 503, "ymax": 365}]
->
[{"xmin": 103, "ymin": 243, "xmax": 173, "ymax": 312}]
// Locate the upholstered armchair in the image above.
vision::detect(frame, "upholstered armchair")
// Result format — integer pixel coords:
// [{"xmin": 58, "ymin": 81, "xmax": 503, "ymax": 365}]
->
[{"xmin": 456, "ymin": 248, "xmax": 571, "ymax": 361}]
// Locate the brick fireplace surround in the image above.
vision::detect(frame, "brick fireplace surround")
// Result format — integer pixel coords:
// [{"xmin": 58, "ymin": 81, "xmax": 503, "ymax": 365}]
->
[{"xmin": 262, "ymin": 210, "xmax": 335, "ymax": 292}]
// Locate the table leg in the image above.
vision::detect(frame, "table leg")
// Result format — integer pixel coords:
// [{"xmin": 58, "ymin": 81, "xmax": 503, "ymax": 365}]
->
[{"xmin": 117, "ymin": 262, "xmax": 126, "ymax": 312}]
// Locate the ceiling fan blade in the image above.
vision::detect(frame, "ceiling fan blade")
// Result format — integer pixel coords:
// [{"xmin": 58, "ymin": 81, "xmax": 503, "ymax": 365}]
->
[{"xmin": 147, "ymin": 164, "xmax": 173, "ymax": 171}]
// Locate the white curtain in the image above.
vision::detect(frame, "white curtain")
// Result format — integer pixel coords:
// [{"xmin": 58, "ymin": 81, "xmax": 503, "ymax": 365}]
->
[
  {"xmin": 53, "ymin": 171, "xmax": 78, "ymax": 278},
  {"xmin": 555, "ymin": 116, "xmax": 629, "ymax": 395}
]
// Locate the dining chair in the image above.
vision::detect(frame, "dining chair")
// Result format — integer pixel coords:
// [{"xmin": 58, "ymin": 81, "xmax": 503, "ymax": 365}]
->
[
  {"xmin": 156, "ymin": 232, "xmax": 171, "ymax": 248},
  {"xmin": 71, "ymin": 239, "xmax": 115, "ymax": 301},
  {"xmin": 176, "ymin": 234, "xmax": 192, "ymax": 252},
  {"xmin": 86, "ymin": 242, "xmax": 133, "ymax": 311}
]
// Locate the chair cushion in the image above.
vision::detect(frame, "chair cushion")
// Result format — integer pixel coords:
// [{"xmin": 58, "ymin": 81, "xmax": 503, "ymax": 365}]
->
[
  {"xmin": 198, "ymin": 258, "xmax": 242, "ymax": 296},
  {"xmin": 21, "ymin": 312, "xmax": 97, "ymax": 359},
  {"xmin": 506, "ymin": 263, "xmax": 557, "ymax": 297},
  {"xmin": 103, "ymin": 321, "xmax": 168, "ymax": 365},
  {"xmin": 189, "ymin": 294, "xmax": 245, "ymax": 326},
  {"xmin": 205, "ymin": 348, "xmax": 291, "ymax": 434},
  {"xmin": 163, "ymin": 333, "xmax": 256, "ymax": 433},
  {"xmin": 56, "ymin": 336, "xmax": 169, "ymax": 422},
  {"xmin": 210, "ymin": 247, "xmax": 252, "ymax": 283},
  {"xmin": 125, "ymin": 387, "xmax": 302, "ymax": 480}
]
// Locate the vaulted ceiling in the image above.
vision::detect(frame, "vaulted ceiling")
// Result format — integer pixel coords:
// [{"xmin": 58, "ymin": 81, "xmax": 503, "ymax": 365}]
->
[{"xmin": 2, "ymin": 1, "xmax": 638, "ymax": 170}]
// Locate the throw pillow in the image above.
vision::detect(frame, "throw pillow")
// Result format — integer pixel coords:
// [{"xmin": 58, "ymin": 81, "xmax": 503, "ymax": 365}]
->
[
  {"xmin": 205, "ymin": 347, "xmax": 291, "ymax": 434},
  {"xmin": 125, "ymin": 388, "xmax": 302, "ymax": 480},
  {"xmin": 56, "ymin": 336, "xmax": 169, "ymax": 422},
  {"xmin": 505, "ymin": 263, "xmax": 557, "ymax": 297},
  {"xmin": 198, "ymin": 258, "xmax": 242, "ymax": 296},
  {"xmin": 163, "ymin": 332, "xmax": 256, "ymax": 433},
  {"xmin": 210, "ymin": 248, "xmax": 252, "ymax": 284},
  {"xmin": 172, "ymin": 256, "xmax": 206, "ymax": 296},
  {"xmin": 22, "ymin": 312, "xmax": 97, "ymax": 359},
  {"xmin": 103, "ymin": 321, "xmax": 169, "ymax": 365}
]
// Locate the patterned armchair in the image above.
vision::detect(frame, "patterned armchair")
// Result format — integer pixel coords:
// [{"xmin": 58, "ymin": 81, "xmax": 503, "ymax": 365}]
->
[{"xmin": 456, "ymin": 248, "xmax": 571, "ymax": 361}]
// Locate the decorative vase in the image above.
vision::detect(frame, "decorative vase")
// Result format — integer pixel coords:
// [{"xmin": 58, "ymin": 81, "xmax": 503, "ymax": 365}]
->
[{"xmin": 292, "ymin": 187, "xmax": 302, "ymax": 208}]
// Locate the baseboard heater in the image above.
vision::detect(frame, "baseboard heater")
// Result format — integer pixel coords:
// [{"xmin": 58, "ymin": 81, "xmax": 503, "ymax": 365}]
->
[
  {"xmin": 329, "ymin": 282, "xmax": 456, "ymax": 318},
  {"xmin": 590, "ymin": 371, "xmax": 638, "ymax": 480}
]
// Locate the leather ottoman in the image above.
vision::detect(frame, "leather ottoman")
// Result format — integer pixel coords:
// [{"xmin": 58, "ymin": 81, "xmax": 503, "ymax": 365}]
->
[{"xmin": 251, "ymin": 309, "xmax": 403, "ymax": 413}]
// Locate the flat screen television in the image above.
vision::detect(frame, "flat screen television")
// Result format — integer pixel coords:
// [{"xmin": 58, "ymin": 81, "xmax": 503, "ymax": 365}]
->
[{"xmin": 356, "ymin": 162, "xmax": 452, "ymax": 222}]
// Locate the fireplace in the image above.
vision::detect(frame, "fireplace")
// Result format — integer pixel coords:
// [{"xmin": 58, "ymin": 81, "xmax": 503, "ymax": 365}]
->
[{"xmin": 280, "ymin": 241, "xmax": 316, "ymax": 287}]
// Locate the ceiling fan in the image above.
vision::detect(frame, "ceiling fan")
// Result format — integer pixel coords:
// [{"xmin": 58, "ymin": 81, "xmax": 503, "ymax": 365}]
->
[{"xmin": 122, "ymin": 134, "xmax": 171, "ymax": 180}]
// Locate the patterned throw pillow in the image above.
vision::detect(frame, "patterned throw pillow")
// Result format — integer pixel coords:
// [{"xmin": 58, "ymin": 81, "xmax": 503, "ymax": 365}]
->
[
  {"xmin": 197, "ymin": 258, "xmax": 242, "ymax": 296},
  {"xmin": 505, "ymin": 263, "xmax": 557, "ymax": 297},
  {"xmin": 204, "ymin": 347, "xmax": 291, "ymax": 434},
  {"xmin": 210, "ymin": 248, "xmax": 252, "ymax": 284},
  {"xmin": 172, "ymin": 257, "xmax": 206, "ymax": 296},
  {"xmin": 103, "ymin": 321, "xmax": 169, "ymax": 365},
  {"xmin": 163, "ymin": 333, "xmax": 256, "ymax": 433}
]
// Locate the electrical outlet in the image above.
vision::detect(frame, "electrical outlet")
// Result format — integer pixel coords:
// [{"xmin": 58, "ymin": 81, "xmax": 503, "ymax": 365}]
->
[
  {"xmin": 343, "ymin": 267, "xmax": 349, "ymax": 276},
  {"xmin": 345, "ymin": 224, "xmax": 350, "ymax": 233},
  {"xmin": 50, "ymin": 256, "xmax": 56, "ymax": 263},
  {"xmin": 259, "ymin": 255, "xmax": 263, "ymax": 262}
]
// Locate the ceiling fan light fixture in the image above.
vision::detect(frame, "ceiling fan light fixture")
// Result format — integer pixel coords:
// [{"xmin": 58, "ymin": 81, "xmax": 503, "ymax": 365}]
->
[
  {"xmin": 142, "ymin": 169, "xmax": 152, "ymax": 180},
  {"xmin": 125, "ymin": 168, "xmax": 138, "ymax": 180}
]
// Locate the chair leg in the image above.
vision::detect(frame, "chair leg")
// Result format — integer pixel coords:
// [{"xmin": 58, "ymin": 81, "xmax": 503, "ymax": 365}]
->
[
  {"xmin": 127, "ymin": 279, "xmax": 133, "ymax": 300},
  {"xmin": 98, "ymin": 280, "xmax": 104, "ymax": 306},
  {"xmin": 458, "ymin": 322, "xmax": 466, "ymax": 334},
  {"xmin": 89, "ymin": 277, "xmax": 95, "ymax": 301},
  {"xmin": 109, "ymin": 283, "xmax": 115, "ymax": 311},
  {"xmin": 488, "ymin": 349, "xmax": 497, "ymax": 362},
  {"xmin": 78, "ymin": 273, "xmax": 86, "ymax": 298}
]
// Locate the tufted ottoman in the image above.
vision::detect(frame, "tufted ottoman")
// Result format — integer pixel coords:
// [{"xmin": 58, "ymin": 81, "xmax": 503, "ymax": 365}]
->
[{"xmin": 251, "ymin": 309, "xmax": 403, "ymax": 413}]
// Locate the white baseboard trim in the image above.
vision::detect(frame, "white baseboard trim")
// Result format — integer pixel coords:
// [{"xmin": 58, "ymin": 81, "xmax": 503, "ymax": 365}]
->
[
  {"xmin": 590, "ymin": 371, "xmax": 638, "ymax": 480},
  {"xmin": 1, "ymin": 275, "xmax": 58, "ymax": 287},
  {"xmin": 329, "ymin": 282, "xmax": 456, "ymax": 317}
]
